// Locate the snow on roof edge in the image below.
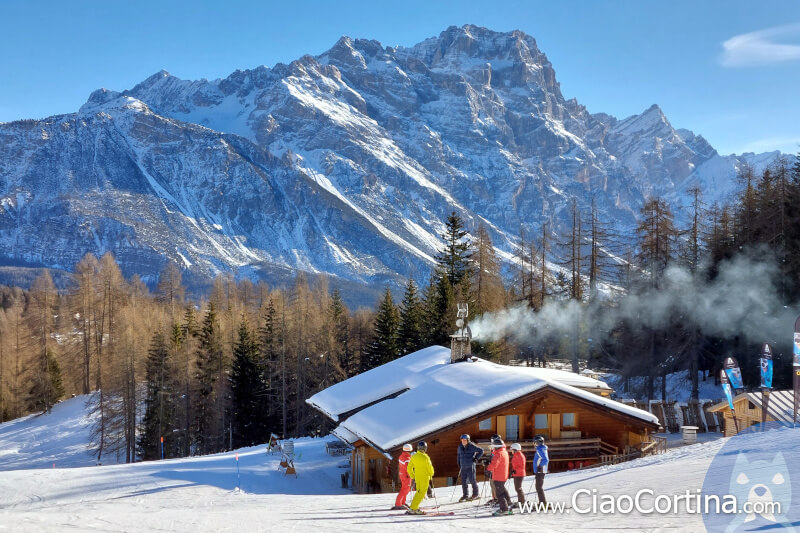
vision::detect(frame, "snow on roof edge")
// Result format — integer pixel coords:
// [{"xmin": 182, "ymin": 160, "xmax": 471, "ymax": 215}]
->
[{"xmin": 343, "ymin": 374, "xmax": 659, "ymax": 452}]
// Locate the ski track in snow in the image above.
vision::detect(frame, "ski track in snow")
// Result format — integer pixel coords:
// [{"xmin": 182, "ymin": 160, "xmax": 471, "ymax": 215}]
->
[{"xmin": 1, "ymin": 395, "xmax": 797, "ymax": 532}]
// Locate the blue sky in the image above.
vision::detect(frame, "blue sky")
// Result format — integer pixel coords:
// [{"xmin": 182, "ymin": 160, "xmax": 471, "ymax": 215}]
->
[{"xmin": 1, "ymin": 0, "xmax": 799, "ymax": 155}]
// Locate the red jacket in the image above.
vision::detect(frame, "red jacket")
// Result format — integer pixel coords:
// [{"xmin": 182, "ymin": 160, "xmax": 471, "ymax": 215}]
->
[
  {"xmin": 511, "ymin": 451, "xmax": 526, "ymax": 478},
  {"xmin": 487, "ymin": 446, "xmax": 509, "ymax": 482},
  {"xmin": 398, "ymin": 451, "xmax": 411, "ymax": 480}
]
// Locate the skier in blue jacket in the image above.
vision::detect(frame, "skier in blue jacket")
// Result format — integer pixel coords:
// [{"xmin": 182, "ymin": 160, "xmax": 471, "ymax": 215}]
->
[
  {"xmin": 456, "ymin": 434, "xmax": 484, "ymax": 501},
  {"xmin": 533, "ymin": 435, "xmax": 549, "ymax": 506}
]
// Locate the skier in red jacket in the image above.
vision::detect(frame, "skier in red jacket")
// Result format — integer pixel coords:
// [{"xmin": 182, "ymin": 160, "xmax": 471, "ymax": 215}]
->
[
  {"xmin": 392, "ymin": 443, "xmax": 413, "ymax": 510},
  {"xmin": 486, "ymin": 437, "xmax": 513, "ymax": 516},
  {"xmin": 509, "ymin": 442, "xmax": 526, "ymax": 504}
]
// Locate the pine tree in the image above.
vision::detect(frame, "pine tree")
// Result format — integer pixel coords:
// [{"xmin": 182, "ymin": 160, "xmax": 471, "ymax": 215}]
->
[
  {"xmin": 194, "ymin": 302, "xmax": 223, "ymax": 455},
  {"xmin": 327, "ymin": 289, "xmax": 353, "ymax": 377},
  {"xmin": 397, "ymin": 279, "xmax": 424, "ymax": 356},
  {"xmin": 230, "ymin": 317, "xmax": 263, "ymax": 448},
  {"xmin": 436, "ymin": 212, "xmax": 472, "ymax": 286},
  {"xmin": 363, "ymin": 287, "xmax": 399, "ymax": 370},
  {"xmin": 138, "ymin": 331, "xmax": 178, "ymax": 460}
]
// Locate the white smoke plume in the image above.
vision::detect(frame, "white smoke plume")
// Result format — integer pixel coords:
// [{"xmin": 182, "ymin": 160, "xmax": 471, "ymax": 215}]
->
[{"xmin": 471, "ymin": 254, "xmax": 797, "ymax": 348}]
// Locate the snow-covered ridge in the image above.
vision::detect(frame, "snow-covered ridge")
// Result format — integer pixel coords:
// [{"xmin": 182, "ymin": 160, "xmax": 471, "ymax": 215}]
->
[{"xmin": 0, "ymin": 25, "xmax": 781, "ymax": 295}]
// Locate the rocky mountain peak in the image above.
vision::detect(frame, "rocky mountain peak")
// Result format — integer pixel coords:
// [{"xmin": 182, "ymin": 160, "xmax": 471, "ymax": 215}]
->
[{"xmin": 0, "ymin": 26, "xmax": 779, "ymax": 303}]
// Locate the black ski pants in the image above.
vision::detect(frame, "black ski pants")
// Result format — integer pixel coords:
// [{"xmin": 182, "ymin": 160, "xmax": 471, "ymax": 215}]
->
[
  {"xmin": 513, "ymin": 476, "xmax": 525, "ymax": 503},
  {"xmin": 493, "ymin": 480, "xmax": 512, "ymax": 512},
  {"xmin": 535, "ymin": 467, "xmax": 547, "ymax": 505}
]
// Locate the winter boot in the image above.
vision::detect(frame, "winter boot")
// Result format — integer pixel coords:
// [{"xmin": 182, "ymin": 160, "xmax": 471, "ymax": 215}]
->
[
  {"xmin": 459, "ymin": 495, "xmax": 468, "ymax": 502},
  {"xmin": 406, "ymin": 508, "xmax": 425, "ymax": 515}
]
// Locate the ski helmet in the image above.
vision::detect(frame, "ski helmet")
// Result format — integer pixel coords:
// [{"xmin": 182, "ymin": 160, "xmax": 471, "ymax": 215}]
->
[
  {"xmin": 534, "ymin": 435, "xmax": 545, "ymax": 445},
  {"xmin": 460, "ymin": 434, "xmax": 470, "ymax": 441},
  {"xmin": 417, "ymin": 441, "xmax": 428, "ymax": 452},
  {"xmin": 403, "ymin": 443, "xmax": 413, "ymax": 451},
  {"xmin": 491, "ymin": 437, "xmax": 504, "ymax": 448},
  {"xmin": 510, "ymin": 443, "xmax": 522, "ymax": 451}
]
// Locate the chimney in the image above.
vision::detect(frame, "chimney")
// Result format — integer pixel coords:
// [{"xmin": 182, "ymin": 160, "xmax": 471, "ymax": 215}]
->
[{"xmin": 450, "ymin": 302, "xmax": 471, "ymax": 363}]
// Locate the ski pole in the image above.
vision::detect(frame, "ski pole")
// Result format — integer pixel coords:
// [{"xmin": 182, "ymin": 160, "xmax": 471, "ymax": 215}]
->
[
  {"xmin": 474, "ymin": 476, "xmax": 488, "ymax": 518},
  {"xmin": 450, "ymin": 467, "xmax": 462, "ymax": 501}
]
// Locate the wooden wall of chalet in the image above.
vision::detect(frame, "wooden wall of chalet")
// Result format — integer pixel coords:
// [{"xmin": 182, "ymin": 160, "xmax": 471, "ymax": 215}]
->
[
  {"xmin": 715, "ymin": 397, "xmax": 778, "ymax": 437},
  {"xmin": 374, "ymin": 387, "xmax": 654, "ymax": 491},
  {"xmin": 351, "ymin": 441, "xmax": 396, "ymax": 494}
]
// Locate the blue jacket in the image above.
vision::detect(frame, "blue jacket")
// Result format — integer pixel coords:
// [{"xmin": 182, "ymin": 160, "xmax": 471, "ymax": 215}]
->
[
  {"xmin": 457, "ymin": 441, "xmax": 484, "ymax": 467},
  {"xmin": 534, "ymin": 444, "xmax": 549, "ymax": 473}
]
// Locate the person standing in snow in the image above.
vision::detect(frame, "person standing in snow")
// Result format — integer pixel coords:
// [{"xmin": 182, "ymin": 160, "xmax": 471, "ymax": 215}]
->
[
  {"xmin": 485, "ymin": 433, "xmax": 501, "ymax": 505},
  {"xmin": 392, "ymin": 443, "xmax": 413, "ymax": 510},
  {"xmin": 533, "ymin": 435, "xmax": 549, "ymax": 507},
  {"xmin": 509, "ymin": 442, "xmax": 526, "ymax": 504},
  {"xmin": 406, "ymin": 441, "xmax": 435, "ymax": 515},
  {"xmin": 486, "ymin": 437, "xmax": 513, "ymax": 516},
  {"xmin": 456, "ymin": 434, "xmax": 483, "ymax": 501}
]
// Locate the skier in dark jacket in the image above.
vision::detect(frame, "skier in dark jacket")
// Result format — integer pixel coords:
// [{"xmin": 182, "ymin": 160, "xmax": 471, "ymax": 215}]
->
[
  {"xmin": 456, "ymin": 433, "xmax": 484, "ymax": 501},
  {"xmin": 533, "ymin": 435, "xmax": 549, "ymax": 506}
]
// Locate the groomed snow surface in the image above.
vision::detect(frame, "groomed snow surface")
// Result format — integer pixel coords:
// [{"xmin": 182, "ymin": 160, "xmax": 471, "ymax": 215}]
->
[{"xmin": 2, "ymin": 395, "xmax": 799, "ymax": 532}]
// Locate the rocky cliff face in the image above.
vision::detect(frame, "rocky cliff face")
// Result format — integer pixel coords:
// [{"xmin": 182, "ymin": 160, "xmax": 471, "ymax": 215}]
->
[{"xmin": 0, "ymin": 25, "xmax": 778, "ymax": 296}]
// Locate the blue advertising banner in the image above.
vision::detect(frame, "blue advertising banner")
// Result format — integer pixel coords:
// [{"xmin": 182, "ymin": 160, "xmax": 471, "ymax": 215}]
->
[{"xmin": 723, "ymin": 356, "xmax": 744, "ymax": 390}]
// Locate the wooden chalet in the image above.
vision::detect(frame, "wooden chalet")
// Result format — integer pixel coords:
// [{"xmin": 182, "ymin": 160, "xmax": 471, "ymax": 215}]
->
[
  {"xmin": 307, "ymin": 346, "xmax": 660, "ymax": 494},
  {"xmin": 708, "ymin": 390, "xmax": 796, "ymax": 437}
]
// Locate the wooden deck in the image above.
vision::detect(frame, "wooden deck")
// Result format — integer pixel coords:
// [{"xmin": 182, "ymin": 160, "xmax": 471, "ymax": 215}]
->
[{"xmin": 475, "ymin": 435, "xmax": 666, "ymax": 471}]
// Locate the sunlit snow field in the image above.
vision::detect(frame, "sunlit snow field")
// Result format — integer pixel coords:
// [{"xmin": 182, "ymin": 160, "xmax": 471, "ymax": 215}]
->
[{"xmin": 1, "ymin": 395, "xmax": 797, "ymax": 532}]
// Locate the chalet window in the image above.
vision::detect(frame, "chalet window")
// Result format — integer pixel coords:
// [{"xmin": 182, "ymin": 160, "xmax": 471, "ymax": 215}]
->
[
  {"xmin": 562, "ymin": 412, "xmax": 577, "ymax": 428},
  {"xmin": 479, "ymin": 417, "xmax": 492, "ymax": 431},
  {"xmin": 748, "ymin": 401, "xmax": 756, "ymax": 410},
  {"xmin": 535, "ymin": 414, "xmax": 549, "ymax": 429},
  {"xmin": 505, "ymin": 415, "xmax": 520, "ymax": 441}
]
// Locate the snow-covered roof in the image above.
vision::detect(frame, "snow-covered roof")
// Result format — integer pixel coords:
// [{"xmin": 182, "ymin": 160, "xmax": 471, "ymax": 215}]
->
[
  {"xmin": 306, "ymin": 346, "xmax": 451, "ymax": 422},
  {"xmin": 306, "ymin": 346, "xmax": 612, "ymax": 422},
  {"xmin": 307, "ymin": 346, "xmax": 658, "ymax": 454},
  {"xmin": 331, "ymin": 425, "xmax": 359, "ymax": 445}
]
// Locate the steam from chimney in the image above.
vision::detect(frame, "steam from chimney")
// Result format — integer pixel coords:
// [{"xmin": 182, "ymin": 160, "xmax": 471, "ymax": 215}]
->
[{"xmin": 471, "ymin": 253, "xmax": 796, "ymax": 348}]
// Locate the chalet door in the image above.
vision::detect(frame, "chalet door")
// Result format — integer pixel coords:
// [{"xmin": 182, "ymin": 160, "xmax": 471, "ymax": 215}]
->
[
  {"xmin": 534, "ymin": 413, "xmax": 550, "ymax": 440},
  {"xmin": 497, "ymin": 415, "xmax": 506, "ymax": 439}
]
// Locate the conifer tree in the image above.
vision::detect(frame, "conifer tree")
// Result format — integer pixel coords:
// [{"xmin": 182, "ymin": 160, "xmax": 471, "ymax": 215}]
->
[
  {"xmin": 230, "ymin": 317, "xmax": 263, "ymax": 448},
  {"xmin": 327, "ymin": 289, "xmax": 352, "ymax": 376},
  {"xmin": 436, "ymin": 212, "xmax": 472, "ymax": 286},
  {"xmin": 363, "ymin": 287, "xmax": 399, "ymax": 370},
  {"xmin": 398, "ymin": 279, "xmax": 424, "ymax": 356},
  {"xmin": 138, "ymin": 331, "xmax": 178, "ymax": 460},
  {"xmin": 194, "ymin": 302, "xmax": 223, "ymax": 455},
  {"xmin": 470, "ymin": 224, "xmax": 504, "ymax": 315}
]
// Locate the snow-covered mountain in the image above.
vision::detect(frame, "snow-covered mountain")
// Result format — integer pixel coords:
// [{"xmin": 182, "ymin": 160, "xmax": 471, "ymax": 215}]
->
[{"xmin": 0, "ymin": 25, "xmax": 779, "ymax": 295}]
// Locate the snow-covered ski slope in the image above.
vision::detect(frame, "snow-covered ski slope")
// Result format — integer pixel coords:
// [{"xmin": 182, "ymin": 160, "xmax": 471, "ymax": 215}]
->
[{"xmin": 1, "ymin": 395, "xmax": 798, "ymax": 532}]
